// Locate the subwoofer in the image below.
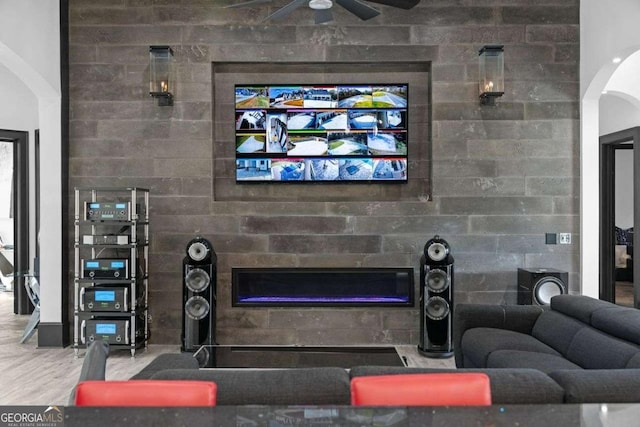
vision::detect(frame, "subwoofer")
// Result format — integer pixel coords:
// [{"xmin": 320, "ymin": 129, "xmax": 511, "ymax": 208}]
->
[
  {"xmin": 182, "ymin": 237, "xmax": 217, "ymax": 352},
  {"xmin": 418, "ymin": 235, "xmax": 454, "ymax": 358},
  {"xmin": 517, "ymin": 268, "xmax": 568, "ymax": 306}
]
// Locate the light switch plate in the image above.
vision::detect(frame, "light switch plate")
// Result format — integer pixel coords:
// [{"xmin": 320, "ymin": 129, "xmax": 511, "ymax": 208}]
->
[{"xmin": 559, "ymin": 233, "xmax": 572, "ymax": 244}]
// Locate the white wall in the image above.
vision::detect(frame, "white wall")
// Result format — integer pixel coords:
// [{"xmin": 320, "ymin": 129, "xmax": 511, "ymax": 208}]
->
[
  {"xmin": 599, "ymin": 94, "xmax": 640, "ymax": 136},
  {"xmin": 581, "ymin": 0, "xmax": 640, "ymax": 298},
  {"xmin": 0, "ymin": 62, "xmax": 35, "ymax": 242},
  {"xmin": 0, "ymin": 63, "xmax": 39, "ymax": 131},
  {"xmin": 0, "ymin": 1, "xmax": 61, "ymax": 93},
  {"xmin": 0, "ymin": 0, "xmax": 62, "ymax": 341}
]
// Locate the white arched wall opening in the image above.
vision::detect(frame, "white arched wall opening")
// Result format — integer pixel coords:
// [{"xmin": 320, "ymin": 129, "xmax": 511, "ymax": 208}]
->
[
  {"xmin": 581, "ymin": 47, "xmax": 640, "ymax": 299},
  {"xmin": 602, "ymin": 90, "xmax": 640, "ymax": 114},
  {"xmin": 0, "ymin": 40, "xmax": 63, "ymax": 344}
]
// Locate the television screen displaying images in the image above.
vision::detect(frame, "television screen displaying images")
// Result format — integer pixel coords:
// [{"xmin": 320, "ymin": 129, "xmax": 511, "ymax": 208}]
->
[{"xmin": 235, "ymin": 84, "xmax": 408, "ymax": 182}]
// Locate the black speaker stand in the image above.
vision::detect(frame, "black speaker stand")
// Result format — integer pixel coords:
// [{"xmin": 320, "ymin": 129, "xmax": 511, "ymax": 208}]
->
[{"xmin": 417, "ymin": 346, "xmax": 454, "ymax": 359}]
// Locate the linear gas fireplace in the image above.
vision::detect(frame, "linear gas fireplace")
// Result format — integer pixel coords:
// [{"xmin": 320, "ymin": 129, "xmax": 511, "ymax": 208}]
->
[{"xmin": 232, "ymin": 268, "xmax": 414, "ymax": 307}]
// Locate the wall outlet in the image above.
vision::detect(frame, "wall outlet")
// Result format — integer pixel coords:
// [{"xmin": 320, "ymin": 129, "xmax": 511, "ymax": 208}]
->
[{"xmin": 559, "ymin": 233, "xmax": 572, "ymax": 244}]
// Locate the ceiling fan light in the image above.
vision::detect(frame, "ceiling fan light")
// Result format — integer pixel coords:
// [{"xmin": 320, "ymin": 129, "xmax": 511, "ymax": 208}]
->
[{"xmin": 309, "ymin": 0, "xmax": 333, "ymax": 10}]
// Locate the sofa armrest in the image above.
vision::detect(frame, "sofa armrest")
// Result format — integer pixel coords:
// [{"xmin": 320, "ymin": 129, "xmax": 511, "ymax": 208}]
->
[
  {"xmin": 548, "ymin": 369, "xmax": 640, "ymax": 403},
  {"xmin": 68, "ymin": 341, "xmax": 110, "ymax": 405},
  {"xmin": 453, "ymin": 303, "xmax": 545, "ymax": 367}
]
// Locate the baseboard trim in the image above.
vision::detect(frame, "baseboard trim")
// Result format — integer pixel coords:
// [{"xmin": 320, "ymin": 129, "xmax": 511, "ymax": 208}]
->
[{"xmin": 37, "ymin": 322, "xmax": 70, "ymax": 347}]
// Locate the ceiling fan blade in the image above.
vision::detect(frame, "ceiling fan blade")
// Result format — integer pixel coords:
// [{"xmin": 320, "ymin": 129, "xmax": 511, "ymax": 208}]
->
[
  {"xmin": 364, "ymin": 0, "xmax": 420, "ymax": 9},
  {"xmin": 315, "ymin": 8, "xmax": 334, "ymax": 24},
  {"xmin": 263, "ymin": 0, "xmax": 308, "ymax": 21},
  {"xmin": 335, "ymin": 0, "xmax": 380, "ymax": 21},
  {"xmin": 226, "ymin": 0, "xmax": 272, "ymax": 8}
]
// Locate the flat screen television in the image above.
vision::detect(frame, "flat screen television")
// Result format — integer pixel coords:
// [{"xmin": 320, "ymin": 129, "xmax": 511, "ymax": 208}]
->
[{"xmin": 234, "ymin": 84, "xmax": 408, "ymax": 182}]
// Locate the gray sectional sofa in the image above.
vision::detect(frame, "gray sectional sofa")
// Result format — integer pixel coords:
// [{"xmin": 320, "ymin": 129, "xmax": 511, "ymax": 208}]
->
[
  {"xmin": 72, "ymin": 295, "xmax": 640, "ymax": 405},
  {"xmin": 128, "ymin": 353, "xmax": 564, "ymax": 405},
  {"xmin": 454, "ymin": 294, "xmax": 640, "ymax": 403}
]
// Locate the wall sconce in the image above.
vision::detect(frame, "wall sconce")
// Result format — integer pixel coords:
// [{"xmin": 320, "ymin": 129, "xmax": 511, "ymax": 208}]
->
[
  {"xmin": 478, "ymin": 45, "xmax": 504, "ymax": 106},
  {"xmin": 149, "ymin": 45, "xmax": 174, "ymax": 106}
]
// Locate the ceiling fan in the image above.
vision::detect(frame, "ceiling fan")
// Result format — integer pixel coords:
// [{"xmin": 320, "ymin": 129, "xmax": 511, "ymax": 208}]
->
[{"xmin": 227, "ymin": 0, "xmax": 420, "ymax": 24}]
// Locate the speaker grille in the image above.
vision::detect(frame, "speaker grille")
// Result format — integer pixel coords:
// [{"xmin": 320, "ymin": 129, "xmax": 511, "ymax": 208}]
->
[
  {"xmin": 185, "ymin": 268, "xmax": 211, "ymax": 292},
  {"xmin": 185, "ymin": 296, "xmax": 210, "ymax": 320},
  {"xmin": 426, "ymin": 242, "xmax": 448, "ymax": 262},
  {"xmin": 423, "ymin": 235, "xmax": 452, "ymax": 264},
  {"xmin": 534, "ymin": 277, "xmax": 565, "ymax": 305},
  {"xmin": 187, "ymin": 241, "xmax": 210, "ymax": 262},
  {"xmin": 426, "ymin": 269, "xmax": 449, "ymax": 293},
  {"xmin": 426, "ymin": 296, "xmax": 450, "ymax": 320}
]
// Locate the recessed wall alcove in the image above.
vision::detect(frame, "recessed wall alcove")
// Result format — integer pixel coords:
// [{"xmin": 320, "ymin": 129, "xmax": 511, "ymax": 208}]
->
[{"xmin": 212, "ymin": 61, "xmax": 432, "ymax": 202}]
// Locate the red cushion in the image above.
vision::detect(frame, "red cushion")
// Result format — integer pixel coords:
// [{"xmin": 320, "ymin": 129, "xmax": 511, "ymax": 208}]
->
[
  {"xmin": 75, "ymin": 380, "xmax": 217, "ymax": 407},
  {"xmin": 350, "ymin": 373, "xmax": 491, "ymax": 406}
]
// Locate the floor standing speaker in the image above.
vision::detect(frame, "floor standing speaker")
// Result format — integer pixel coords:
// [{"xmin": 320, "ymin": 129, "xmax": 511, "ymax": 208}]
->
[
  {"xmin": 182, "ymin": 237, "xmax": 217, "ymax": 353},
  {"xmin": 517, "ymin": 268, "xmax": 568, "ymax": 306},
  {"xmin": 418, "ymin": 235, "xmax": 454, "ymax": 358}
]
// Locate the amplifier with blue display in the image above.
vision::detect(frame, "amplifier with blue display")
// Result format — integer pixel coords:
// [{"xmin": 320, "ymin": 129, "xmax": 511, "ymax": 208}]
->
[
  {"xmin": 82, "ymin": 259, "xmax": 129, "ymax": 279},
  {"xmin": 80, "ymin": 317, "xmax": 145, "ymax": 346},
  {"xmin": 81, "ymin": 319, "xmax": 130, "ymax": 345},
  {"xmin": 79, "ymin": 287, "xmax": 128, "ymax": 312},
  {"xmin": 85, "ymin": 201, "xmax": 133, "ymax": 221}
]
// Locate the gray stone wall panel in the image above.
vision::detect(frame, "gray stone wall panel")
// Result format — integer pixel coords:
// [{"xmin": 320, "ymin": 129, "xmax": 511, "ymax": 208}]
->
[{"xmin": 69, "ymin": 0, "xmax": 580, "ymax": 346}]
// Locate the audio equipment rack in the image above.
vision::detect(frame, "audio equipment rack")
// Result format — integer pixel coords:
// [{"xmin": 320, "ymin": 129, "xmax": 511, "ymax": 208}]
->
[{"xmin": 73, "ymin": 187, "xmax": 150, "ymax": 357}]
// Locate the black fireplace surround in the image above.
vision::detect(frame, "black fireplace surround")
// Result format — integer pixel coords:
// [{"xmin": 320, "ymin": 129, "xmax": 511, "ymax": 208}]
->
[{"xmin": 232, "ymin": 267, "xmax": 414, "ymax": 307}]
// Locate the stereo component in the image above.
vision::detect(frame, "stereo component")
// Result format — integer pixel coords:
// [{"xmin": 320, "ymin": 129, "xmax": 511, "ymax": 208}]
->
[
  {"xmin": 182, "ymin": 237, "xmax": 217, "ymax": 354},
  {"xmin": 73, "ymin": 187, "xmax": 150, "ymax": 357},
  {"xmin": 419, "ymin": 235, "xmax": 455, "ymax": 358},
  {"xmin": 81, "ymin": 259, "xmax": 129, "ymax": 279},
  {"xmin": 82, "ymin": 235, "xmax": 129, "ymax": 245},
  {"xmin": 517, "ymin": 268, "xmax": 568, "ymax": 306},
  {"xmin": 80, "ymin": 318, "xmax": 144, "ymax": 345},
  {"xmin": 85, "ymin": 202, "xmax": 134, "ymax": 221},
  {"xmin": 79, "ymin": 287, "xmax": 128, "ymax": 312}
]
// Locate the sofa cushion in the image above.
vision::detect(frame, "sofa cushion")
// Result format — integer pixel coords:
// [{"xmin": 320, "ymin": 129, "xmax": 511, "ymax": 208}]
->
[
  {"xmin": 151, "ymin": 367, "xmax": 351, "ymax": 406},
  {"xmin": 531, "ymin": 311, "xmax": 586, "ymax": 356},
  {"xmin": 550, "ymin": 294, "xmax": 617, "ymax": 324},
  {"xmin": 486, "ymin": 350, "xmax": 582, "ymax": 373},
  {"xmin": 130, "ymin": 353, "xmax": 200, "ymax": 380},
  {"xmin": 453, "ymin": 303, "xmax": 545, "ymax": 368},
  {"xmin": 591, "ymin": 307, "xmax": 640, "ymax": 346},
  {"xmin": 626, "ymin": 353, "xmax": 640, "ymax": 368},
  {"xmin": 549, "ymin": 369, "xmax": 640, "ymax": 403},
  {"xmin": 349, "ymin": 366, "xmax": 564, "ymax": 404},
  {"xmin": 461, "ymin": 327, "xmax": 560, "ymax": 368},
  {"xmin": 565, "ymin": 328, "xmax": 640, "ymax": 369}
]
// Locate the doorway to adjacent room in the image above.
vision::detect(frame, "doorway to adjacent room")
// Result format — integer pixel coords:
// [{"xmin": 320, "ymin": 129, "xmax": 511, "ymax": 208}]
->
[
  {"xmin": 0, "ymin": 129, "xmax": 30, "ymax": 315},
  {"xmin": 600, "ymin": 127, "xmax": 638, "ymax": 308}
]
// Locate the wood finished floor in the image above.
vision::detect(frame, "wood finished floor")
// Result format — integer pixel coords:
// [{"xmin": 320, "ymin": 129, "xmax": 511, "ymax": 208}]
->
[
  {"xmin": 616, "ymin": 281, "xmax": 635, "ymax": 307},
  {"xmin": 0, "ymin": 291, "xmax": 453, "ymax": 406}
]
